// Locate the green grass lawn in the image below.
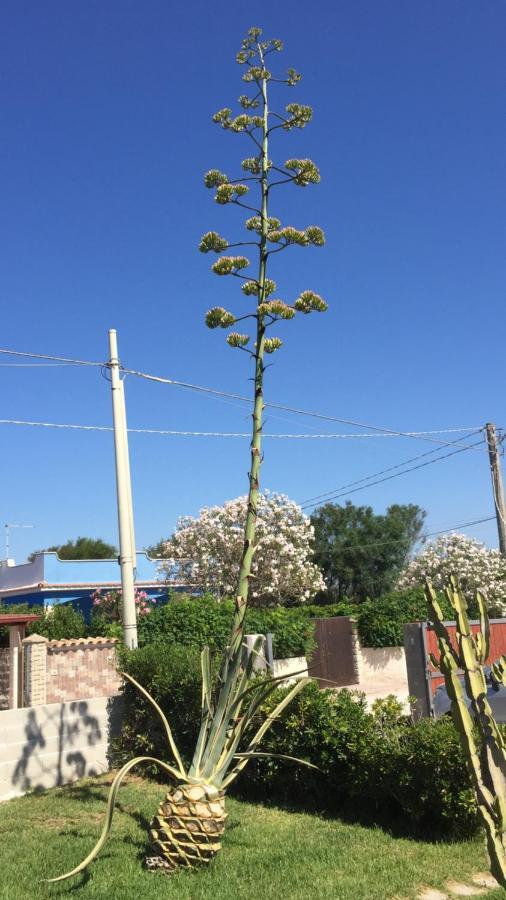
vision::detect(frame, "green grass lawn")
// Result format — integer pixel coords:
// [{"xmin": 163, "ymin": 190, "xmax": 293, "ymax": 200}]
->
[{"xmin": 0, "ymin": 774, "xmax": 503, "ymax": 900}]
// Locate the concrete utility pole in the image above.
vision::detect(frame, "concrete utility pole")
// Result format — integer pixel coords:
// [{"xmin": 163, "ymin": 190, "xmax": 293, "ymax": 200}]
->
[
  {"xmin": 486, "ymin": 422, "xmax": 506, "ymax": 556},
  {"xmin": 109, "ymin": 329, "xmax": 138, "ymax": 648}
]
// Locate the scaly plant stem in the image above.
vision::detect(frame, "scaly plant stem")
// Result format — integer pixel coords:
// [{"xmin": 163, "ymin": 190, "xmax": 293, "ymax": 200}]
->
[{"xmin": 229, "ymin": 45, "xmax": 269, "ymax": 653}]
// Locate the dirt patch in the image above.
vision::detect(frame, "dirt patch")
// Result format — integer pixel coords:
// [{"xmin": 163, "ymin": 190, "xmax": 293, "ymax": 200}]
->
[
  {"xmin": 417, "ymin": 890, "xmax": 448, "ymax": 900},
  {"xmin": 445, "ymin": 882, "xmax": 486, "ymax": 897},
  {"xmin": 471, "ymin": 872, "xmax": 498, "ymax": 890}
]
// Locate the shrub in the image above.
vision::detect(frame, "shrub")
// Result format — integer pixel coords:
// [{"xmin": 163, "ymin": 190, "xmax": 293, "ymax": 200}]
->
[
  {"xmin": 136, "ymin": 594, "xmax": 315, "ymax": 658},
  {"xmin": 111, "ymin": 643, "xmax": 213, "ymax": 770},
  {"xmin": 357, "ymin": 588, "xmax": 453, "ymax": 648},
  {"xmin": 27, "ymin": 603, "xmax": 87, "ymax": 641},
  {"xmin": 238, "ymin": 682, "xmax": 478, "ymax": 839}
]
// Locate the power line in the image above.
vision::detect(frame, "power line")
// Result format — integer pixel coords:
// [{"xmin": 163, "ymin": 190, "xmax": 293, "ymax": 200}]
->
[
  {"xmin": 300, "ymin": 437, "xmax": 486, "ymax": 510},
  {"xmin": 0, "ymin": 345, "xmax": 489, "ymax": 450},
  {"xmin": 123, "ymin": 364, "xmax": 487, "ymax": 451},
  {"xmin": 301, "ymin": 430, "xmax": 484, "ymax": 505},
  {"xmin": 0, "ymin": 348, "xmax": 104, "ymax": 367},
  {"xmin": 0, "ymin": 418, "xmax": 485, "ymax": 440}
]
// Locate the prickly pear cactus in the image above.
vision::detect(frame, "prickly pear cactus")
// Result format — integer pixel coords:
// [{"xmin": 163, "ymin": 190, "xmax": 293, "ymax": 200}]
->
[{"xmin": 425, "ymin": 576, "xmax": 506, "ymax": 889}]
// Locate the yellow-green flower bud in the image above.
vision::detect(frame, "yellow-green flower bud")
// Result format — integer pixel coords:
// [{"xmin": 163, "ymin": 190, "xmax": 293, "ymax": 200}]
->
[
  {"xmin": 258, "ymin": 300, "xmax": 295, "ymax": 320},
  {"xmin": 239, "ymin": 95, "xmax": 260, "ymax": 110},
  {"xmin": 204, "ymin": 169, "xmax": 229, "ymax": 188},
  {"xmin": 199, "ymin": 231, "xmax": 229, "ymax": 253},
  {"xmin": 268, "ymin": 226, "xmax": 307, "ymax": 246},
  {"xmin": 212, "ymin": 255, "xmax": 250, "ymax": 275},
  {"xmin": 304, "ymin": 225, "xmax": 325, "ymax": 246},
  {"xmin": 286, "ymin": 67, "xmax": 302, "ymax": 86},
  {"xmin": 241, "ymin": 278, "xmax": 276, "ymax": 297},
  {"xmin": 245, "ymin": 216, "xmax": 280, "ymax": 234},
  {"xmin": 294, "ymin": 290, "xmax": 328, "ymax": 313},
  {"xmin": 243, "ymin": 67, "xmax": 271, "ymax": 83},
  {"xmin": 284, "ymin": 158, "xmax": 321, "ymax": 186},
  {"xmin": 212, "ymin": 108, "xmax": 233, "ymax": 128},
  {"xmin": 264, "ymin": 337, "xmax": 283, "ymax": 353},
  {"xmin": 284, "ymin": 103, "xmax": 312, "ymax": 129},
  {"xmin": 205, "ymin": 307, "xmax": 236, "ymax": 329},
  {"xmin": 215, "ymin": 183, "xmax": 249, "ymax": 204},
  {"xmin": 227, "ymin": 332, "xmax": 250, "ymax": 348}
]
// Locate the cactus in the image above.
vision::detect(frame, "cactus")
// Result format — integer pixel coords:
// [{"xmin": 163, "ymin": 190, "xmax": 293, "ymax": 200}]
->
[{"xmin": 425, "ymin": 576, "xmax": 506, "ymax": 888}]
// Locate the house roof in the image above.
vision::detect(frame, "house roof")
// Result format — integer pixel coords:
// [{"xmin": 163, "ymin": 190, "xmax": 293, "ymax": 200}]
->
[{"xmin": 0, "ymin": 614, "xmax": 41, "ymax": 626}]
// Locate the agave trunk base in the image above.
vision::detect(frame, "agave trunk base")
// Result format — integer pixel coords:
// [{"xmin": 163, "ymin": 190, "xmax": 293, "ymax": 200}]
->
[{"xmin": 146, "ymin": 782, "xmax": 227, "ymax": 873}]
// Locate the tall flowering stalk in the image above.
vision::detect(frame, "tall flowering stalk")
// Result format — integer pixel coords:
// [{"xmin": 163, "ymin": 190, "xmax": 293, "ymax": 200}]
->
[
  {"xmin": 49, "ymin": 28, "xmax": 325, "ymax": 882},
  {"xmin": 202, "ymin": 27, "xmax": 327, "ymax": 659}
]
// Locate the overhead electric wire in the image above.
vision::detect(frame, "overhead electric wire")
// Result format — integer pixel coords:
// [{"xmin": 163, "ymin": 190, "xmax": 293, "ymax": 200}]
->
[
  {"xmin": 301, "ymin": 430, "xmax": 484, "ymax": 506},
  {"xmin": 0, "ymin": 346, "xmax": 485, "ymax": 450},
  {"xmin": 300, "ymin": 437, "xmax": 486, "ymax": 510},
  {"xmin": 0, "ymin": 420, "xmax": 490, "ymax": 446}
]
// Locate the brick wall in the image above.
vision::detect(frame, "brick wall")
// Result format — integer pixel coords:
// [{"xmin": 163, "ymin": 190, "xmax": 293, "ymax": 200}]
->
[
  {"xmin": 45, "ymin": 637, "xmax": 122, "ymax": 704},
  {"xmin": 0, "ymin": 648, "xmax": 10, "ymax": 710}
]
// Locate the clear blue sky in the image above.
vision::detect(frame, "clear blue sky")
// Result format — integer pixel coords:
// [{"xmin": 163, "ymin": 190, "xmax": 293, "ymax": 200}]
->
[{"xmin": 1, "ymin": 1, "xmax": 505, "ymax": 562}]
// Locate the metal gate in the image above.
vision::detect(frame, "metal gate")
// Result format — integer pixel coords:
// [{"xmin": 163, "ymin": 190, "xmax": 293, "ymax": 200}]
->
[
  {"xmin": 404, "ymin": 618, "xmax": 506, "ymax": 718},
  {"xmin": 309, "ymin": 617, "xmax": 359, "ymax": 689}
]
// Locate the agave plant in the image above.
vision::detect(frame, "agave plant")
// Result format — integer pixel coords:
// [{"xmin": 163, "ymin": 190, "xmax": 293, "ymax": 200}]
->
[
  {"xmin": 50, "ymin": 24, "xmax": 327, "ymax": 881},
  {"xmin": 50, "ymin": 639, "xmax": 311, "ymax": 881}
]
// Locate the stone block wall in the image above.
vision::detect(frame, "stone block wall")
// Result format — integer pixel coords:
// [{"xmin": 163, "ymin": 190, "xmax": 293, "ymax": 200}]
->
[
  {"xmin": 46, "ymin": 637, "xmax": 122, "ymax": 704},
  {"xmin": 0, "ymin": 649, "xmax": 10, "ymax": 711}
]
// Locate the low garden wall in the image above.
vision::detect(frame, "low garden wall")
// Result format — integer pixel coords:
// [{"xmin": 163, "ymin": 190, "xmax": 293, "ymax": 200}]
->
[
  {"xmin": 22, "ymin": 634, "xmax": 122, "ymax": 707},
  {"xmin": 0, "ymin": 694, "xmax": 123, "ymax": 802},
  {"xmin": 354, "ymin": 644, "xmax": 409, "ymax": 706}
]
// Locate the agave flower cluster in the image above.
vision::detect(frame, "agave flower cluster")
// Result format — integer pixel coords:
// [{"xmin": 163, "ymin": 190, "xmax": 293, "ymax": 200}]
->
[
  {"xmin": 91, "ymin": 588, "xmax": 156, "ymax": 621},
  {"xmin": 159, "ymin": 491, "xmax": 325, "ymax": 606},
  {"xmin": 200, "ymin": 27, "xmax": 328, "ymax": 357},
  {"xmin": 397, "ymin": 533, "xmax": 506, "ymax": 616}
]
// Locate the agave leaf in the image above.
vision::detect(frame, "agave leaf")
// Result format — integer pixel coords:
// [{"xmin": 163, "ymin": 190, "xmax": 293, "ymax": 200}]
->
[
  {"xmin": 196, "ymin": 636, "xmax": 264, "ymax": 776},
  {"xmin": 121, "ymin": 672, "xmax": 186, "ymax": 778},
  {"xmin": 193, "ymin": 648, "xmax": 215, "ymax": 775},
  {"xmin": 47, "ymin": 756, "xmax": 183, "ymax": 883},
  {"xmin": 219, "ymin": 677, "xmax": 310, "ymax": 788},
  {"xmin": 233, "ymin": 751, "xmax": 319, "ymax": 769}
]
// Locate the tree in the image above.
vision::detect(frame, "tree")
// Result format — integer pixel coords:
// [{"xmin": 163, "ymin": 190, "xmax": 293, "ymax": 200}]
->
[
  {"xmin": 52, "ymin": 27, "xmax": 328, "ymax": 883},
  {"xmin": 159, "ymin": 492, "xmax": 325, "ymax": 606},
  {"xmin": 398, "ymin": 532, "xmax": 506, "ymax": 615},
  {"xmin": 311, "ymin": 501, "xmax": 425, "ymax": 602},
  {"xmin": 29, "ymin": 536, "xmax": 117, "ymax": 561}
]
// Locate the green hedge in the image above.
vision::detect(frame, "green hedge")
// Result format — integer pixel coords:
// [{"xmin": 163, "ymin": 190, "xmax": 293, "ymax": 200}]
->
[
  {"xmin": 356, "ymin": 588, "xmax": 453, "ymax": 648},
  {"xmin": 137, "ymin": 594, "xmax": 315, "ymax": 659},
  {"xmin": 239, "ymin": 682, "xmax": 478, "ymax": 838},
  {"xmin": 112, "ymin": 646, "xmax": 478, "ymax": 839}
]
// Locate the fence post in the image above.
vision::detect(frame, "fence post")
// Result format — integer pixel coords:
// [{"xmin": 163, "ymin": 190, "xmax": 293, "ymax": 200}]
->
[{"xmin": 22, "ymin": 633, "xmax": 48, "ymax": 707}]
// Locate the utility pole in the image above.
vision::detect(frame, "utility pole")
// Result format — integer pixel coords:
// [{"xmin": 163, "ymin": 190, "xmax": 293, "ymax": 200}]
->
[
  {"xmin": 108, "ymin": 329, "xmax": 138, "ymax": 649},
  {"xmin": 486, "ymin": 422, "xmax": 506, "ymax": 556}
]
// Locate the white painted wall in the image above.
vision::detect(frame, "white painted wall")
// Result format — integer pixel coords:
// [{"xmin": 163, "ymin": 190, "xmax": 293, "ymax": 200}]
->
[
  {"xmin": 351, "ymin": 645, "xmax": 409, "ymax": 708},
  {"xmin": 272, "ymin": 656, "xmax": 308, "ymax": 684},
  {"xmin": 0, "ymin": 695, "xmax": 122, "ymax": 802}
]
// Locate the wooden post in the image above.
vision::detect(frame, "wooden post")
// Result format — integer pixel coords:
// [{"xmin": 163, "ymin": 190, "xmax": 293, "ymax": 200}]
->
[{"xmin": 486, "ymin": 423, "xmax": 506, "ymax": 556}]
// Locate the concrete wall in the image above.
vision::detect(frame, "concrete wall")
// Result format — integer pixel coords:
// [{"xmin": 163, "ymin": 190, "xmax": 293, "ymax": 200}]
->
[
  {"xmin": 272, "ymin": 656, "xmax": 308, "ymax": 684},
  {"xmin": 348, "ymin": 643, "xmax": 409, "ymax": 707},
  {"xmin": 0, "ymin": 694, "xmax": 123, "ymax": 802}
]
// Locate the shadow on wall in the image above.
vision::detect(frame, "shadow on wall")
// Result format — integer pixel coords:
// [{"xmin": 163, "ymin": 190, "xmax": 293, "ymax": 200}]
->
[{"xmin": 5, "ymin": 696, "xmax": 123, "ymax": 799}]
